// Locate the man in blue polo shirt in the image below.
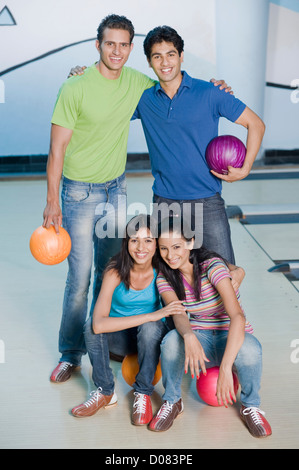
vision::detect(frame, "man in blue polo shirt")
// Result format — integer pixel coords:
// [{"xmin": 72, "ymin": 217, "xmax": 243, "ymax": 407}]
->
[{"xmin": 132, "ymin": 26, "xmax": 265, "ymax": 264}]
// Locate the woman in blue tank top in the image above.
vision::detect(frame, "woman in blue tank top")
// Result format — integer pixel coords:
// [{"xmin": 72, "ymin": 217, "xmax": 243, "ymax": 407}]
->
[{"xmin": 71, "ymin": 214, "xmax": 185, "ymax": 426}]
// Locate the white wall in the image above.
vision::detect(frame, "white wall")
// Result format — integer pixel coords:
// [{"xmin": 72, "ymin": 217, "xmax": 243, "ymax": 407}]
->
[
  {"xmin": 0, "ymin": 0, "xmax": 298, "ymax": 157},
  {"xmin": 0, "ymin": 0, "xmax": 217, "ymax": 156},
  {"xmin": 215, "ymin": 0, "xmax": 269, "ymax": 155},
  {"xmin": 263, "ymin": 1, "xmax": 299, "ymax": 150}
]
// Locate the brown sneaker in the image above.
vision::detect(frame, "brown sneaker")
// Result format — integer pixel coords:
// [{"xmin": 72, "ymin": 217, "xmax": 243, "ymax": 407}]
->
[
  {"xmin": 71, "ymin": 388, "xmax": 117, "ymax": 418},
  {"xmin": 148, "ymin": 399, "xmax": 183, "ymax": 432},
  {"xmin": 240, "ymin": 405, "xmax": 272, "ymax": 438},
  {"xmin": 131, "ymin": 392, "xmax": 153, "ymax": 426},
  {"xmin": 50, "ymin": 362, "xmax": 77, "ymax": 383}
]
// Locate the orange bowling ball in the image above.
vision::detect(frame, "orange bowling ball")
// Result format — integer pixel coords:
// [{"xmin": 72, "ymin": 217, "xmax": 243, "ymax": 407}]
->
[
  {"xmin": 121, "ymin": 353, "xmax": 162, "ymax": 387},
  {"xmin": 30, "ymin": 225, "xmax": 71, "ymax": 265}
]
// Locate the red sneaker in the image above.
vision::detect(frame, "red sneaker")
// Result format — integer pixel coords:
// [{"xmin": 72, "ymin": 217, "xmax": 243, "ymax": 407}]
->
[
  {"xmin": 131, "ymin": 392, "xmax": 153, "ymax": 426},
  {"xmin": 50, "ymin": 362, "xmax": 77, "ymax": 383},
  {"xmin": 72, "ymin": 389, "xmax": 117, "ymax": 418},
  {"xmin": 240, "ymin": 406, "xmax": 272, "ymax": 438},
  {"xmin": 148, "ymin": 399, "xmax": 183, "ymax": 432}
]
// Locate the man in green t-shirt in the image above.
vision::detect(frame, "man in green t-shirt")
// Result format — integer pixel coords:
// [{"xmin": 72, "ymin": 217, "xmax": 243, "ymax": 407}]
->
[{"xmin": 45, "ymin": 14, "xmax": 155, "ymax": 384}]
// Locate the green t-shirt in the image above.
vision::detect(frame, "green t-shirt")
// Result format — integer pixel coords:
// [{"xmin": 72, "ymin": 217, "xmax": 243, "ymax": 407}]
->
[{"xmin": 51, "ymin": 64, "xmax": 155, "ymax": 183}]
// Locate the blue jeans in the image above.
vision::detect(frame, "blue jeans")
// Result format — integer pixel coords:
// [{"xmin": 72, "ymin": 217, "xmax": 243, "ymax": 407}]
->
[
  {"xmin": 160, "ymin": 329, "xmax": 263, "ymax": 408},
  {"xmin": 59, "ymin": 174, "xmax": 127, "ymax": 365},
  {"xmin": 84, "ymin": 317, "xmax": 168, "ymax": 395},
  {"xmin": 153, "ymin": 193, "xmax": 235, "ymax": 264}
]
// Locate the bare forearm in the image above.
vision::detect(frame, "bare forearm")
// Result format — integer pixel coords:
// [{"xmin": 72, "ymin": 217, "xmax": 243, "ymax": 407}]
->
[
  {"xmin": 93, "ymin": 299, "xmax": 186, "ymax": 334},
  {"xmin": 220, "ymin": 312, "xmax": 245, "ymax": 371},
  {"xmin": 173, "ymin": 312, "xmax": 193, "ymax": 338},
  {"xmin": 43, "ymin": 149, "xmax": 64, "ymax": 230},
  {"xmin": 93, "ymin": 312, "xmax": 156, "ymax": 334},
  {"xmin": 242, "ymin": 118, "xmax": 265, "ymax": 174},
  {"xmin": 46, "ymin": 149, "xmax": 64, "ymax": 203},
  {"xmin": 43, "ymin": 125, "xmax": 72, "ymax": 230}
]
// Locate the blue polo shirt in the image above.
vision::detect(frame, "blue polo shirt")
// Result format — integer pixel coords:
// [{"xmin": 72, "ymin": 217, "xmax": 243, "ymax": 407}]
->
[{"xmin": 132, "ymin": 71, "xmax": 246, "ymax": 200}]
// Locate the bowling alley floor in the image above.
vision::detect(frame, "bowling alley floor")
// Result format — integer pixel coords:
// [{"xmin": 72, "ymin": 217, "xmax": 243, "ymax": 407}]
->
[{"xmin": 0, "ymin": 167, "xmax": 299, "ymax": 451}]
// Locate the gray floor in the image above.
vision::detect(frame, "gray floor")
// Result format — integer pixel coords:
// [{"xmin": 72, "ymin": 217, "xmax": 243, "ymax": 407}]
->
[{"xmin": 0, "ymin": 171, "xmax": 299, "ymax": 449}]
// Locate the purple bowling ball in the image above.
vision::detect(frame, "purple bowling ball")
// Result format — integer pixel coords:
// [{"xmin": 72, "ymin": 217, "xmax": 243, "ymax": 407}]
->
[{"xmin": 206, "ymin": 135, "xmax": 246, "ymax": 175}]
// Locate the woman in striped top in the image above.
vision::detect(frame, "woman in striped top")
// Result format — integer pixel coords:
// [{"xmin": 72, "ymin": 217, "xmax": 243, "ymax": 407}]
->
[{"xmin": 148, "ymin": 216, "xmax": 272, "ymax": 438}]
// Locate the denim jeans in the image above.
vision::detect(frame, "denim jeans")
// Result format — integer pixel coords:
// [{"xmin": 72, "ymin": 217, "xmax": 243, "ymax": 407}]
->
[
  {"xmin": 84, "ymin": 317, "xmax": 168, "ymax": 395},
  {"xmin": 153, "ymin": 193, "xmax": 235, "ymax": 264},
  {"xmin": 58, "ymin": 174, "xmax": 127, "ymax": 365},
  {"xmin": 160, "ymin": 329, "xmax": 263, "ymax": 408}
]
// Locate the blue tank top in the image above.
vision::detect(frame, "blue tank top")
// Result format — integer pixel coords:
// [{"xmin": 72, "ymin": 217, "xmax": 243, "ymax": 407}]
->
[{"xmin": 109, "ymin": 269, "xmax": 162, "ymax": 318}]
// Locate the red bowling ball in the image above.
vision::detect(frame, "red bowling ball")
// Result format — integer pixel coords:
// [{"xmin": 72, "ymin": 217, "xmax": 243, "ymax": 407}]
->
[{"xmin": 196, "ymin": 366, "xmax": 239, "ymax": 407}]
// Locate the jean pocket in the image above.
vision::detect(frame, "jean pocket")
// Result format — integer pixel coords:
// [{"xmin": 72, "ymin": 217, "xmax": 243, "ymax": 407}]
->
[
  {"xmin": 63, "ymin": 186, "xmax": 90, "ymax": 203},
  {"xmin": 203, "ymin": 192, "xmax": 225, "ymax": 209}
]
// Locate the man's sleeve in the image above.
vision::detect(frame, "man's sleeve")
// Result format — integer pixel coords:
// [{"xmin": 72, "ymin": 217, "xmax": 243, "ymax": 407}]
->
[
  {"xmin": 51, "ymin": 80, "xmax": 81, "ymax": 130},
  {"xmin": 131, "ymin": 105, "xmax": 140, "ymax": 121},
  {"xmin": 212, "ymin": 85, "xmax": 246, "ymax": 123}
]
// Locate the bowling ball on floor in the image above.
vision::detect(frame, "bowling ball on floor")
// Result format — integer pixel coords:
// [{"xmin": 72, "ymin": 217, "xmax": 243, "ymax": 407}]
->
[
  {"xmin": 121, "ymin": 353, "xmax": 162, "ymax": 387},
  {"xmin": 196, "ymin": 366, "xmax": 239, "ymax": 407}
]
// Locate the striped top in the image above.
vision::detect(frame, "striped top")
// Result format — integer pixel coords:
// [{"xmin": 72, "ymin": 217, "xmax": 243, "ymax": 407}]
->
[{"xmin": 156, "ymin": 257, "xmax": 253, "ymax": 333}]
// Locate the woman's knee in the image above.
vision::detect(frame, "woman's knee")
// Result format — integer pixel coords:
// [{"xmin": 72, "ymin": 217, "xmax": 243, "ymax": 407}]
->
[
  {"xmin": 161, "ymin": 329, "xmax": 184, "ymax": 361},
  {"xmin": 137, "ymin": 320, "xmax": 166, "ymax": 343},
  {"xmin": 83, "ymin": 317, "xmax": 102, "ymax": 346},
  {"xmin": 236, "ymin": 333, "xmax": 262, "ymax": 366}
]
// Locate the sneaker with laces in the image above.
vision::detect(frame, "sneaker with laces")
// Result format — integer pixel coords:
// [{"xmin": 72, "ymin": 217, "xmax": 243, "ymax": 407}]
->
[
  {"xmin": 50, "ymin": 362, "xmax": 77, "ymax": 383},
  {"xmin": 148, "ymin": 398, "xmax": 184, "ymax": 432},
  {"xmin": 71, "ymin": 388, "xmax": 117, "ymax": 418},
  {"xmin": 131, "ymin": 392, "xmax": 153, "ymax": 426},
  {"xmin": 240, "ymin": 405, "xmax": 272, "ymax": 438}
]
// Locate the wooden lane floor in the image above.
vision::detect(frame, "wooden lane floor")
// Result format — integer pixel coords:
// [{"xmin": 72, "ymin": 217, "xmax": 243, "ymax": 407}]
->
[{"xmin": 0, "ymin": 174, "xmax": 298, "ymax": 449}]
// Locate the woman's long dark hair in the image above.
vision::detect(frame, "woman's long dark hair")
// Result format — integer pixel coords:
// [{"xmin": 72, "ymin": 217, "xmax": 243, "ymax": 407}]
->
[
  {"xmin": 105, "ymin": 214, "xmax": 159, "ymax": 290},
  {"xmin": 157, "ymin": 216, "xmax": 226, "ymax": 301}
]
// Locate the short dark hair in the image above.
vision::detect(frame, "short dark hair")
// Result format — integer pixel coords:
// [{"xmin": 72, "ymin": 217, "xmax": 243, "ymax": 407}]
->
[
  {"xmin": 97, "ymin": 14, "xmax": 134, "ymax": 44},
  {"xmin": 143, "ymin": 25, "xmax": 184, "ymax": 60}
]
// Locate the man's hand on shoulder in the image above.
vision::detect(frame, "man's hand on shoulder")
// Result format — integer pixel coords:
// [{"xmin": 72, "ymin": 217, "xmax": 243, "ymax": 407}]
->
[
  {"xmin": 210, "ymin": 78, "xmax": 233, "ymax": 95},
  {"xmin": 68, "ymin": 65, "xmax": 87, "ymax": 78}
]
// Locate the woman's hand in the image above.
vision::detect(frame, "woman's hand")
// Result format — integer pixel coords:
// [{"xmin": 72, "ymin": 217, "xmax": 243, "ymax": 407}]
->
[
  {"xmin": 151, "ymin": 300, "xmax": 186, "ymax": 322},
  {"xmin": 184, "ymin": 332, "xmax": 210, "ymax": 379},
  {"xmin": 216, "ymin": 365, "xmax": 237, "ymax": 407}
]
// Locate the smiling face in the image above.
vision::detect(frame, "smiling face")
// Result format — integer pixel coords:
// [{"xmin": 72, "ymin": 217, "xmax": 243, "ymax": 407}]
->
[
  {"xmin": 148, "ymin": 41, "xmax": 184, "ymax": 87},
  {"xmin": 96, "ymin": 27, "xmax": 133, "ymax": 79},
  {"xmin": 158, "ymin": 231, "xmax": 194, "ymax": 271},
  {"xmin": 128, "ymin": 227, "xmax": 157, "ymax": 266}
]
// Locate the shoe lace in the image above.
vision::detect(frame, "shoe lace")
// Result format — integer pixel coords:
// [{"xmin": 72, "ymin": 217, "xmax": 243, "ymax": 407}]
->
[
  {"xmin": 59, "ymin": 361, "xmax": 73, "ymax": 371},
  {"xmin": 243, "ymin": 407, "xmax": 265, "ymax": 425},
  {"xmin": 156, "ymin": 401, "xmax": 173, "ymax": 419},
  {"xmin": 83, "ymin": 388, "xmax": 103, "ymax": 408},
  {"xmin": 133, "ymin": 392, "xmax": 147, "ymax": 415}
]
